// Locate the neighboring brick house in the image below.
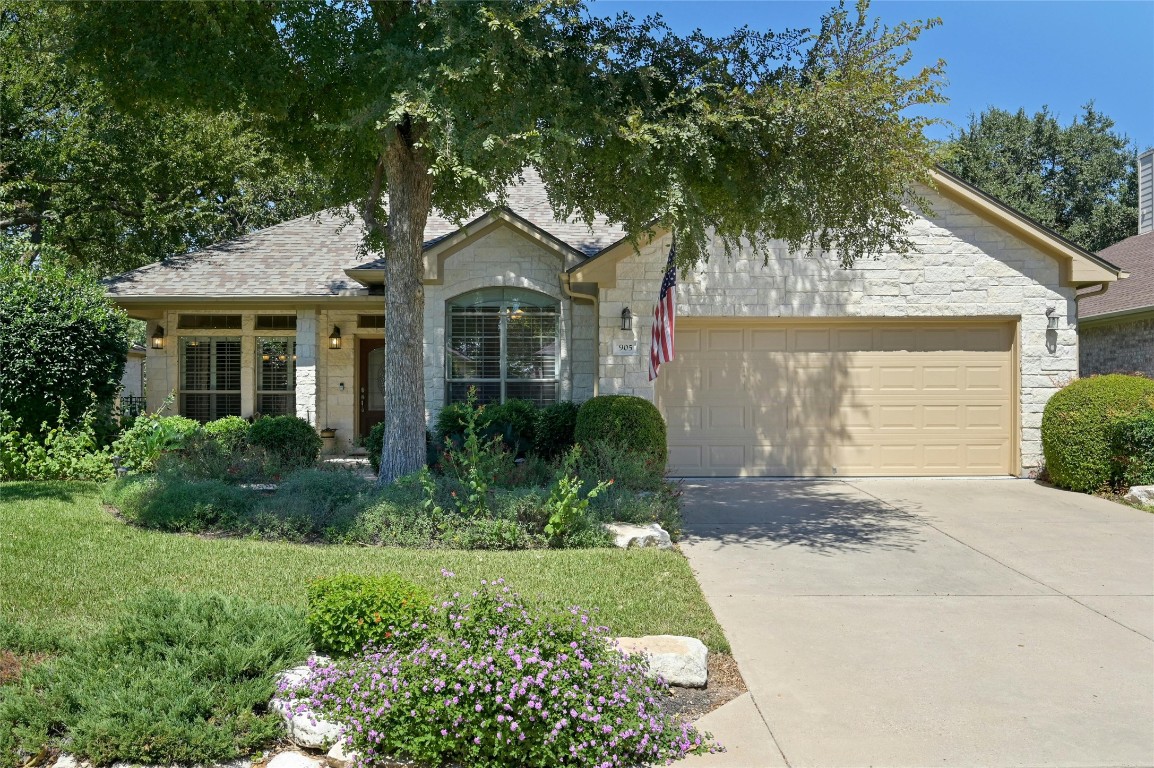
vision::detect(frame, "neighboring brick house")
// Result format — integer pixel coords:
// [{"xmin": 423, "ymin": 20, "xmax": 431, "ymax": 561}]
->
[
  {"xmin": 1078, "ymin": 149, "xmax": 1154, "ymax": 378},
  {"xmin": 105, "ymin": 167, "xmax": 1123, "ymax": 477}
]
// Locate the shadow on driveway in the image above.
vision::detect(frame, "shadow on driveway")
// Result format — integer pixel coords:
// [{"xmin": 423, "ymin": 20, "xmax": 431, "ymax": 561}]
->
[{"xmin": 678, "ymin": 479, "xmax": 926, "ymax": 554}]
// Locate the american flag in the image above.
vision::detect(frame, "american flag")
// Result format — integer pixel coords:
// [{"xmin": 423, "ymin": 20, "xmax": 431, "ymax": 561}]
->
[{"xmin": 649, "ymin": 240, "xmax": 677, "ymax": 381}]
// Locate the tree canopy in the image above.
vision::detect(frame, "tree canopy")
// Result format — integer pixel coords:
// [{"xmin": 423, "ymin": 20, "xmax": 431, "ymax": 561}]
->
[
  {"xmin": 0, "ymin": 255, "xmax": 129, "ymax": 438},
  {"xmin": 942, "ymin": 104, "xmax": 1139, "ymax": 253},
  {"xmin": 0, "ymin": 1, "xmax": 323, "ymax": 274},
  {"xmin": 66, "ymin": 0, "xmax": 945, "ymax": 482}
]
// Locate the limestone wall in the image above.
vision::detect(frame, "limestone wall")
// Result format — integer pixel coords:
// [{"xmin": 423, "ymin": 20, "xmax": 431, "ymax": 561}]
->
[{"xmin": 594, "ymin": 188, "xmax": 1079, "ymax": 474}]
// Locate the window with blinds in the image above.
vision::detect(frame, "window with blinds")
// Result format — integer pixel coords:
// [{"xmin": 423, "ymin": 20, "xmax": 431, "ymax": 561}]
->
[
  {"xmin": 446, "ymin": 288, "xmax": 559, "ymax": 406},
  {"xmin": 256, "ymin": 337, "xmax": 296, "ymax": 416},
  {"xmin": 179, "ymin": 337, "xmax": 241, "ymax": 421}
]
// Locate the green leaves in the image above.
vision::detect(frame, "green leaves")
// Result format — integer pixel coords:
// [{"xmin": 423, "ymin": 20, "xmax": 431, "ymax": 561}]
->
[
  {"xmin": 0, "ymin": 259, "xmax": 129, "ymax": 438},
  {"xmin": 942, "ymin": 103, "xmax": 1139, "ymax": 252}
]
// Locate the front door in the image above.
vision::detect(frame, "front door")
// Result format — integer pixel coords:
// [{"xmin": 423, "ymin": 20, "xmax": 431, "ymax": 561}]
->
[{"xmin": 359, "ymin": 338, "xmax": 386, "ymax": 438}]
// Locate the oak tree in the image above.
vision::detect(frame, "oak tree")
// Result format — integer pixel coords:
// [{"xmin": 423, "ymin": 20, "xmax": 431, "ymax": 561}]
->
[
  {"xmin": 0, "ymin": 1, "xmax": 322, "ymax": 274},
  {"xmin": 67, "ymin": 0, "xmax": 945, "ymax": 483},
  {"xmin": 942, "ymin": 104, "xmax": 1139, "ymax": 252}
]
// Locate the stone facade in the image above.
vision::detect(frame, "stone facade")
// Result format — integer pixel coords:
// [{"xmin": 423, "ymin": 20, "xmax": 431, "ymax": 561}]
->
[
  {"xmin": 138, "ymin": 186, "xmax": 1094, "ymax": 475},
  {"xmin": 1079, "ymin": 315, "xmax": 1154, "ymax": 378},
  {"xmin": 592, "ymin": 187, "xmax": 1079, "ymax": 474}
]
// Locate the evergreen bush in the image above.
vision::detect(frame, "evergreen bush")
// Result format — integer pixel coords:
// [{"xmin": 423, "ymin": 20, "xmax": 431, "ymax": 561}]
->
[
  {"xmin": 1041, "ymin": 374, "xmax": 1154, "ymax": 492},
  {"xmin": 0, "ymin": 259, "xmax": 129, "ymax": 437},
  {"xmin": 575, "ymin": 395, "xmax": 667, "ymax": 465},
  {"xmin": 1110, "ymin": 411, "xmax": 1154, "ymax": 489},
  {"xmin": 248, "ymin": 415, "xmax": 321, "ymax": 470},
  {"xmin": 533, "ymin": 401, "xmax": 579, "ymax": 458}
]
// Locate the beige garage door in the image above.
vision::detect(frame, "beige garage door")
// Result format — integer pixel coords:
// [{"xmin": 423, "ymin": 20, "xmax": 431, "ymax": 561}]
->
[{"xmin": 655, "ymin": 319, "xmax": 1016, "ymax": 477}]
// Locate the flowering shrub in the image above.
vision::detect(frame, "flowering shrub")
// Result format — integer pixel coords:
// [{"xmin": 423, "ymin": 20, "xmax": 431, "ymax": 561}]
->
[{"xmin": 288, "ymin": 576, "xmax": 716, "ymax": 767}]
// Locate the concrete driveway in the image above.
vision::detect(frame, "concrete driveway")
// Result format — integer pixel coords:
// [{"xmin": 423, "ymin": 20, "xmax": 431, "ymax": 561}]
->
[{"xmin": 678, "ymin": 479, "xmax": 1154, "ymax": 768}]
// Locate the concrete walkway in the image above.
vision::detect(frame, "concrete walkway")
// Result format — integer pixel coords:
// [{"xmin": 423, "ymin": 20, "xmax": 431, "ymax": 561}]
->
[{"xmin": 679, "ymin": 479, "xmax": 1154, "ymax": 768}]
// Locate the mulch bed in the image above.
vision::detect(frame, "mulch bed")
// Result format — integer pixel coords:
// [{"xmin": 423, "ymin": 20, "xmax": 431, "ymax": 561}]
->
[{"xmin": 663, "ymin": 652, "xmax": 747, "ymax": 722}]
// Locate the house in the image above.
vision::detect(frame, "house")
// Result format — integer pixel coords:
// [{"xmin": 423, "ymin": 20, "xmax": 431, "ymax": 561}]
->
[
  {"xmin": 105, "ymin": 167, "xmax": 1124, "ymax": 478},
  {"xmin": 1078, "ymin": 148, "xmax": 1154, "ymax": 377}
]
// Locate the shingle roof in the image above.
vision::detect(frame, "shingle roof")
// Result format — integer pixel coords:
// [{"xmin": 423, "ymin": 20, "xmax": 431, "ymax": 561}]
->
[
  {"xmin": 1079, "ymin": 232, "xmax": 1154, "ymax": 318},
  {"xmin": 105, "ymin": 170, "xmax": 627, "ymax": 299}
]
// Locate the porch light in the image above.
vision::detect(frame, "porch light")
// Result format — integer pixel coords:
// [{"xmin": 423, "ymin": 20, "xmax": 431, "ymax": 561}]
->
[
  {"xmin": 328, "ymin": 326, "xmax": 342, "ymax": 350},
  {"xmin": 621, "ymin": 307, "xmax": 633, "ymax": 331},
  {"xmin": 150, "ymin": 325, "xmax": 166, "ymax": 349},
  {"xmin": 1045, "ymin": 307, "xmax": 1060, "ymax": 330}
]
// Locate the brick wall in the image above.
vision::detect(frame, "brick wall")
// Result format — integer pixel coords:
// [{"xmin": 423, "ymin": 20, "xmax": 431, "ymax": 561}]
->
[
  {"xmin": 1079, "ymin": 316, "xmax": 1154, "ymax": 378},
  {"xmin": 595, "ymin": 186, "xmax": 1079, "ymax": 474}
]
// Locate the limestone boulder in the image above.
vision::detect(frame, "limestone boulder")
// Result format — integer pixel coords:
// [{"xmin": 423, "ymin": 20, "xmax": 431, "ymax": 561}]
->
[
  {"xmin": 605, "ymin": 522, "xmax": 672, "ymax": 550},
  {"xmin": 1123, "ymin": 485, "xmax": 1154, "ymax": 506},
  {"xmin": 616, "ymin": 634, "xmax": 708, "ymax": 688},
  {"xmin": 267, "ymin": 752, "xmax": 322, "ymax": 768}
]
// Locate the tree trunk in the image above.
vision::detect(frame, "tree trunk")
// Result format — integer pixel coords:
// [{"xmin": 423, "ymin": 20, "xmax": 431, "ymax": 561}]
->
[{"xmin": 376, "ymin": 128, "xmax": 433, "ymax": 486}]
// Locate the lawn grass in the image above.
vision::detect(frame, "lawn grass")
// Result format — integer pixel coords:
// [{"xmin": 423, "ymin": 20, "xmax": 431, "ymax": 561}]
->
[{"xmin": 0, "ymin": 482, "xmax": 728, "ymax": 651}]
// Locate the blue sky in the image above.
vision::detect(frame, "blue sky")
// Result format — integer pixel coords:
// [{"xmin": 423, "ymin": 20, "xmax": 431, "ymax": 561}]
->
[{"xmin": 592, "ymin": 1, "xmax": 1154, "ymax": 150}]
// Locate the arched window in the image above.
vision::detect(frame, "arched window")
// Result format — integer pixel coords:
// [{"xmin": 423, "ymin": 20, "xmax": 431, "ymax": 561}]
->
[{"xmin": 446, "ymin": 288, "xmax": 559, "ymax": 406}]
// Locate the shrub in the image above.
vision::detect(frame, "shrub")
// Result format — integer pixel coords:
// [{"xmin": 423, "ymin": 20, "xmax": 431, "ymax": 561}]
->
[
  {"xmin": 306, "ymin": 574, "xmax": 432, "ymax": 657},
  {"xmin": 289, "ymin": 577, "xmax": 715, "ymax": 768},
  {"xmin": 575, "ymin": 395, "xmax": 667, "ymax": 466},
  {"xmin": 483, "ymin": 399, "xmax": 537, "ymax": 455},
  {"xmin": 435, "ymin": 403, "xmax": 473, "ymax": 447},
  {"xmin": 111, "ymin": 413, "xmax": 201, "ymax": 473},
  {"xmin": 203, "ymin": 415, "xmax": 250, "ymax": 453},
  {"xmin": 534, "ymin": 401, "xmax": 579, "ymax": 458},
  {"xmin": 1110, "ymin": 411, "xmax": 1154, "ymax": 488},
  {"xmin": 0, "ymin": 405, "xmax": 113, "ymax": 481},
  {"xmin": 579, "ymin": 438, "xmax": 667, "ymax": 492},
  {"xmin": 366, "ymin": 421, "xmax": 385, "ymax": 473},
  {"xmin": 543, "ymin": 446, "xmax": 612, "ymax": 546},
  {"xmin": 0, "ymin": 259, "xmax": 130, "ymax": 438},
  {"xmin": 247, "ymin": 469, "xmax": 371, "ymax": 541},
  {"xmin": 248, "ymin": 415, "xmax": 321, "ymax": 470},
  {"xmin": 114, "ymin": 474, "xmax": 257, "ymax": 532},
  {"xmin": 0, "ymin": 591, "xmax": 310, "ymax": 767},
  {"xmin": 1042, "ymin": 375, "xmax": 1154, "ymax": 492}
]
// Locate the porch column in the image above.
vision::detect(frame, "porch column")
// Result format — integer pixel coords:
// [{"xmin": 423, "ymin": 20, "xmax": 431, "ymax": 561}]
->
[{"xmin": 295, "ymin": 308, "xmax": 318, "ymax": 425}]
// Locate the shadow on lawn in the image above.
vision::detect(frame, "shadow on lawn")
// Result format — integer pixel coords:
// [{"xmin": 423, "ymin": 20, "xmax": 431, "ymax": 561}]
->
[
  {"xmin": 0, "ymin": 481, "xmax": 93, "ymax": 504},
  {"xmin": 677, "ymin": 479, "xmax": 925, "ymax": 553}
]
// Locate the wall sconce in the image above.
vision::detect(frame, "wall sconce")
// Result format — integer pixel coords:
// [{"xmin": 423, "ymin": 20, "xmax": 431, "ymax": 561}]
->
[
  {"xmin": 1045, "ymin": 307, "xmax": 1060, "ymax": 330},
  {"xmin": 151, "ymin": 325, "xmax": 166, "ymax": 349},
  {"xmin": 328, "ymin": 326, "xmax": 342, "ymax": 350},
  {"xmin": 621, "ymin": 307, "xmax": 633, "ymax": 331}
]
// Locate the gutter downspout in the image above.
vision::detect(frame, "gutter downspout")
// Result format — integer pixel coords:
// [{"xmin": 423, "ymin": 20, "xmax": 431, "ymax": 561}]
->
[{"xmin": 561, "ymin": 272, "xmax": 600, "ymax": 397}]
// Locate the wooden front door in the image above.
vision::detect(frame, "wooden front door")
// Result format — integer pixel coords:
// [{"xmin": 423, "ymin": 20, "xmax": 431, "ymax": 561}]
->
[{"xmin": 359, "ymin": 338, "xmax": 386, "ymax": 438}]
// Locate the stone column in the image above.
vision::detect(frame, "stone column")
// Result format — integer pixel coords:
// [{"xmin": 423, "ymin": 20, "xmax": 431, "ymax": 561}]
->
[{"xmin": 295, "ymin": 308, "xmax": 318, "ymax": 425}]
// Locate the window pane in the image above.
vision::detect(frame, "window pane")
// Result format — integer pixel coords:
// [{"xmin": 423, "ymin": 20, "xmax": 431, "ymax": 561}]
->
[
  {"xmin": 506, "ymin": 382, "xmax": 558, "ymax": 407},
  {"xmin": 506, "ymin": 314, "xmax": 557, "ymax": 379},
  {"xmin": 216, "ymin": 340, "xmax": 241, "ymax": 391},
  {"xmin": 257, "ymin": 394, "xmax": 295, "ymax": 416},
  {"xmin": 448, "ymin": 382, "xmax": 501, "ymax": 406},
  {"xmin": 182, "ymin": 339, "xmax": 211, "ymax": 391},
  {"xmin": 180, "ymin": 393, "xmax": 211, "ymax": 422},
  {"xmin": 257, "ymin": 338, "xmax": 294, "ymax": 392},
  {"xmin": 448, "ymin": 314, "xmax": 501, "ymax": 379}
]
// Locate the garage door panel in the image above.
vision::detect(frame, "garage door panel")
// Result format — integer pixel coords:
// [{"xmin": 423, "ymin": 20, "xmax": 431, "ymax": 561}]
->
[
  {"xmin": 751, "ymin": 329, "xmax": 788, "ymax": 351},
  {"xmin": 659, "ymin": 319, "xmax": 1015, "ymax": 477}
]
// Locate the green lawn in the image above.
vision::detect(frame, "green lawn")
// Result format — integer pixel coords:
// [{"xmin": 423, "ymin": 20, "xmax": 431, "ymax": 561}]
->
[{"xmin": 0, "ymin": 482, "xmax": 728, "ymax": 651}]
